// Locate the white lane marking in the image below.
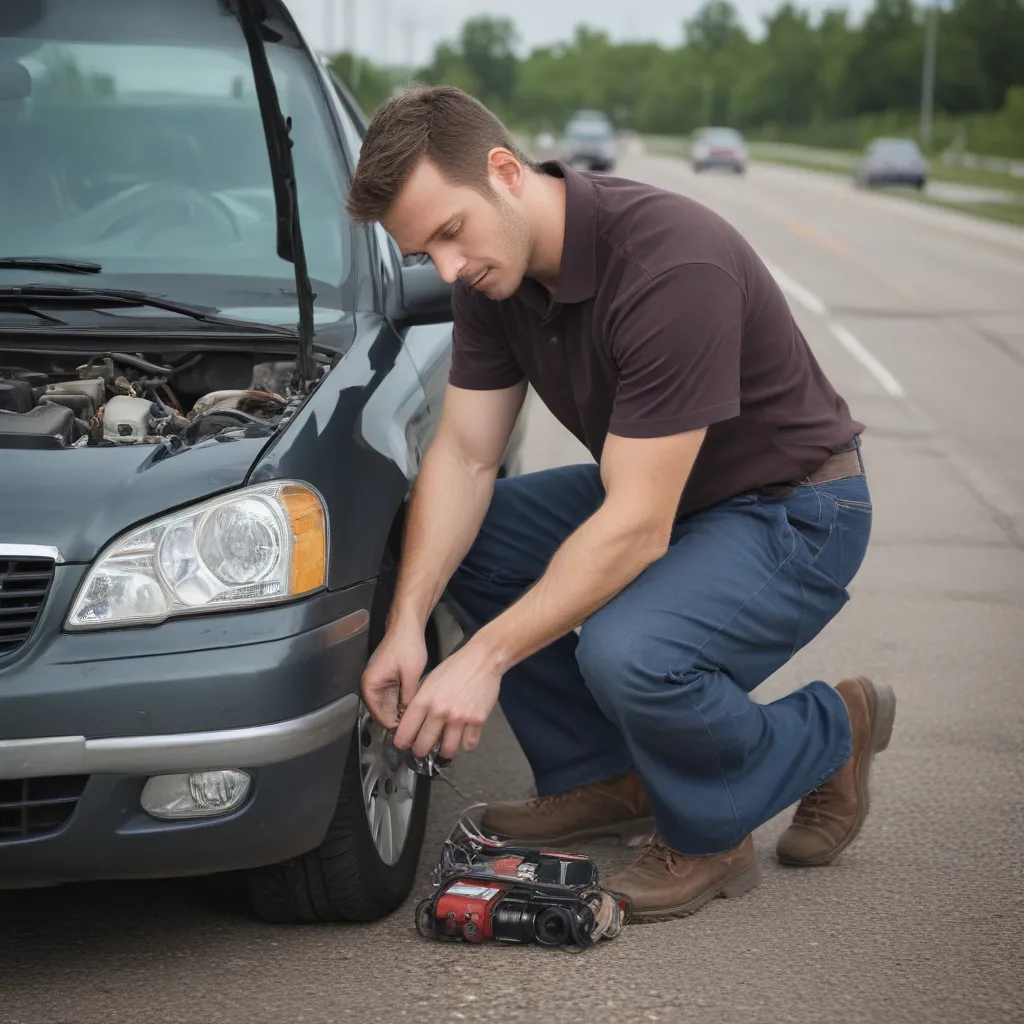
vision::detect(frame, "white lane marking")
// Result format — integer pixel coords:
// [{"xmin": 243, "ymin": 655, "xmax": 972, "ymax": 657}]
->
[
  {"xmin": 763, "ymin": 260, "xmax": 828, "ymax": 316},
  {"xmin": 828, "ymin": 322, "xmax": 906, "ymax": 398},
  {"xmin": 765, "ymin": 259, "xmax": 906, "ymax": 399}
]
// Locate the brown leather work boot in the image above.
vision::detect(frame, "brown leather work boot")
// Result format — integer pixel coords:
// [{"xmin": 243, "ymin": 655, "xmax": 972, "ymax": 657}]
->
[
  {"xmin": 776, "ymin": 675, "xmax": 897, "ymax": 867},
  {"xmin": 604, "ymin": 834, "xmax": 761, "ymax": 922},
  {"xmin": 480, "ymin": 770, "xmax": 654, "ymax": 846}
]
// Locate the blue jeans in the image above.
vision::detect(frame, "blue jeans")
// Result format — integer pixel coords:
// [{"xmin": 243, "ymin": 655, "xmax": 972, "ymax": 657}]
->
[{"xmin": 445, "ymin": 445, "xmax": 873, "ymax": 856}]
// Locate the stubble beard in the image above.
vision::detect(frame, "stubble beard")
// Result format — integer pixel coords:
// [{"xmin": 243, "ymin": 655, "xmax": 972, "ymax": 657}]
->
[{"xmin": 488, "ymin": 193, "xmax": 532, "ymax": 301}]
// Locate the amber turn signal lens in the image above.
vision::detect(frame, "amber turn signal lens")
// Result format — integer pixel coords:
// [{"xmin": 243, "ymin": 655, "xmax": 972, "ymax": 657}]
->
[{"xmin": 281, "ymin": 484, "xmax": 327, "ymax": 595}]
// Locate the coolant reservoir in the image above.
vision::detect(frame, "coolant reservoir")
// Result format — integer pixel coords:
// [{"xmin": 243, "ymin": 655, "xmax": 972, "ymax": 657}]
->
[{"xmin": 103, "ymin": 395, "xmax": 155, "ymax": 442}]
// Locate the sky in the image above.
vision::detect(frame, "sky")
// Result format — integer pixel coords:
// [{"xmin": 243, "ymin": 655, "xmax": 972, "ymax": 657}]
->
[{"xmin": 283, "ymin": 0, "xmax": 877, "ymax": 68}]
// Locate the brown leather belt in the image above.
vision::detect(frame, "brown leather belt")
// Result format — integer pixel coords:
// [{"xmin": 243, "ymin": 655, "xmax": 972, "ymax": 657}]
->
[
  {"xmin": 758, "ymin": 445, "xmax": 864, "ymax": 498},
  {"xmin": 804, "ymin": 446, "xmax": 863, "ymax": 485}
]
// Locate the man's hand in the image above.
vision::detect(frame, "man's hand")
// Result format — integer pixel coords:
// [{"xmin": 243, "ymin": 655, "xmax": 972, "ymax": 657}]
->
[
  {"xmin": 391, "ymin": 641, "xmax": 502, "ymax": 759},
  {"xmin": 360, "ymin": 624, "xmax": 429, "ymax": 727}
]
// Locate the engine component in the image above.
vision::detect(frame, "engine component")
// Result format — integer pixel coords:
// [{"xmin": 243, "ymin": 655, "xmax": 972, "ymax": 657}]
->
[
  {"xmin": 0, "ymin": 377, "xmax": 35, "ymax": 414},
  {"xmin": 190, "ymin": 389, "xmax": 286, "ymax": 418},
  {"xmin": 173, "ymin": 353, "xmax": 256, "ymax": 402},
  {"xmin": 46, "ymin": 377, "xmax": 105, "ymax": 416},
  {"xmin": 103, "ymin": 395, "xmax": 157, "ymax": 443},
  {"xmin": 82, "ymin": 352, "xmax": 174, "ymax": 378},
  {"xmin": 147, "ymin": 403, "xmax": 190, "ymax": 437},
  {"xmin": 0, "ymin": 403, "xmax": 76, "ymax": 449},
  {"xmin": 250, "ymin": 361, "xmax": 297, "ymax": 395},
  {"xmin": 0, "ymin": 367, "xmax": 48, "ymax": 413},
  {"xmin": 184, "ymin": 408, "xmax": 273, "ymax": 442},
  {"xmin": 0, "ymin": 352, "xmax": 296, "ymax": 451},
  {"xmin": 42, "ymin": 392, "xmax": 94, "ymax": 420}
]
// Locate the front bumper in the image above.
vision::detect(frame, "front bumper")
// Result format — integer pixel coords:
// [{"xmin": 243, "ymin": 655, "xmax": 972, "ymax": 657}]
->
[
  {"xmin": 0, "ymin": 687, "xmax": 359, "ymax": 779},
  {"xmin": 0, "ymin": 738, "xmax": 352, "ymax": 888},
  {"xmin": 0, "ymin": 574, "xmax": 375, "ymax": 887}
]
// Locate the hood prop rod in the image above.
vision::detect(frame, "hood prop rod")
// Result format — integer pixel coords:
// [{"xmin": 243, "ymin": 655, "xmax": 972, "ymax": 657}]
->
[{"xmin": 233, "ymin": 0, "xmax": 317, "ymax": 392}]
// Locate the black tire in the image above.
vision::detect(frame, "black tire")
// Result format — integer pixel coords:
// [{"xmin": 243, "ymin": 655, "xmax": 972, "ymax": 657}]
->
[{"xmin": 246, "ymin": 549, "xmax": 432, "ymax": 924}]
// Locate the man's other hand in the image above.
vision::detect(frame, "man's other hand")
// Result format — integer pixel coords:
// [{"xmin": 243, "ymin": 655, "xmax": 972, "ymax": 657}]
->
[
  {"xmin": 360, "ymin": 625, "xmax": 429, "ymax": 727},
  {"xmin": 391, "ymin": 641, "xmax": 502, "ymax": 760}
]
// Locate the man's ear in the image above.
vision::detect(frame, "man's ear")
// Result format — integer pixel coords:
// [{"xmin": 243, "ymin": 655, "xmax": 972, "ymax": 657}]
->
[{"xmin": 487, "ymin": 148, "xmax": 526, "ymax": 197}]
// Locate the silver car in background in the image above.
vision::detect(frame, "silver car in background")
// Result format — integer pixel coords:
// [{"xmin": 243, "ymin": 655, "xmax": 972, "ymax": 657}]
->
[
  {"xmin": 561, "ymin": 110, "xmax": 616, "ymax": 172},
  {"xmin": 690, "ymin": 127, "xmax": 748, "ymax": 174},
  {"xmin": 853, "ymin": 137, "xmax": 929, "ymax": 190}
]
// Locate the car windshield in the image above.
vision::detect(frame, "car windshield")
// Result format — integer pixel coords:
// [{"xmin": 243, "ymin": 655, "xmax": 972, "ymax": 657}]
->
[
  {"xmin": 0, "ymin": 0, "xmax": 351, "ymax": 326},
  {"xmin": 869, "ymin": 139, "xmax": 921, "ymax": 159},
  {"xmin": 703, "ymin": 128, "xmax": 742, "ymax": 145},
  {"xmin": 567, "ymin": 116, "xmax": 611, "ymax": 140}
]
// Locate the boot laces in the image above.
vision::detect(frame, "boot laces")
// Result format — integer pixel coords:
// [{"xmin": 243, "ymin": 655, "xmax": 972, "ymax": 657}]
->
[
  {"xmin": 524, "ymin": 789, "xmax": 576, "ymax": 810},
  {"xmin": 635, "ymin": 835, "xmax": 679, "ymax": 875},
  {"xmin": 794, "ymin": 782, "xmax": 834, "ymax": 823}
]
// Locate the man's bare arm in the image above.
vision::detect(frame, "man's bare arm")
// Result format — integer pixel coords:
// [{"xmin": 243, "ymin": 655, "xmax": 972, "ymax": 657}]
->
[
  {"xmin": 469, "ymin": 427, "xmax": 706, "ymax": 673},
  {"xmin": 388, "ymin": 380, "xmax": 528, "ymax": 633}
]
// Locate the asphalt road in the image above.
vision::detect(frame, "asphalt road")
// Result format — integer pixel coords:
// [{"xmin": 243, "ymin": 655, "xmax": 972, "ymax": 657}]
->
[{"xmin": 3, "ymin": 153, "xmax": 1023, "ymax": 1024}]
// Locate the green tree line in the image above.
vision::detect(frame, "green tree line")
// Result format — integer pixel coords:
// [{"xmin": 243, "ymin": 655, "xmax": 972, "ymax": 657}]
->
[{"xmin": 331, "ymin": 0, "xmax": 1024, "ymax": 158}]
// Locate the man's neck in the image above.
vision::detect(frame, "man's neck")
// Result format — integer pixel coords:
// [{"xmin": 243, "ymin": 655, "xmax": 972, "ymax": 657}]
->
[{"xmin": 524, "ymin": 170, "xmax": 567, "ymax": 295}]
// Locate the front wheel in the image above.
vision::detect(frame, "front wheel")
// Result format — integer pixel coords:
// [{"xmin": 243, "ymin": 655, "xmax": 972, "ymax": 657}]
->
[
  {"xmin": 246, "ymin": 705, "xmax": 430, "ymax": 923},
  {"xmin": 246, "ymin": 550, "xmax": 432, "ymax": 923}
]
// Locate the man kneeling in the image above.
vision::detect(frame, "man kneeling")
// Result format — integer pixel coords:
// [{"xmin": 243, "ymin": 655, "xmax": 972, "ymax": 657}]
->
[{"xmin": 349, "ymin": 86, "xmax": 896, "ymax": 921}]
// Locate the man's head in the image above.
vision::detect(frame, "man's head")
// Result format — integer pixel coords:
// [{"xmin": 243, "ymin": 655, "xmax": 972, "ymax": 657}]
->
[{"xmin": 346, "ymin": 85, "xmax": 541, "ymax": 301}]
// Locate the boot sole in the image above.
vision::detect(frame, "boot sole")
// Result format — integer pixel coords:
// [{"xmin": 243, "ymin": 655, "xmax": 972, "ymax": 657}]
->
[
  {"xmin": 628, "ymin": 861, "xmax": 763, "ymax": 923},
  {"xmin": 484, "ymin": 816, "xmax": 656, "ymax": 849},
  {"xmin": 778, "ymin": 676, "xmax": 897, "ymax": 867}
]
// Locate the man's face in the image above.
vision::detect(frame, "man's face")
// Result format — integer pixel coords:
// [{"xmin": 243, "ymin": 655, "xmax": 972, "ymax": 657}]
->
[{"xmin": 381, "ymin": 156, "xmax": 532, "ymax": 302}]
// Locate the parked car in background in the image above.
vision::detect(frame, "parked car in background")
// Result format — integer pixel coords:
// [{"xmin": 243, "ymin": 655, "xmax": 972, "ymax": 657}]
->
[
  {"xmin": 561, "ymin": 110, "xmax": 617, "ymax": 172},
  {"xmin": 690, "ymin": 127, "xmax": 748, "ymax": 174},
  {"xmin": 853, "ymin": 137, "xmax": 929, "ymax": 190},
  {"xmin": 534, "ymin": 130, "xmax": 557, "ymax": 155},
  {"xmin": 0, "ymin": 0, "xmax": 523, "ymax": 923}
]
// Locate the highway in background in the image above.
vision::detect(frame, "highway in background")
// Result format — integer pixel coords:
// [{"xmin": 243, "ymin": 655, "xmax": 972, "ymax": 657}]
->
[{"xmin": 3, "ymin": 151, "xmax": 1022, "ymax": 1024}]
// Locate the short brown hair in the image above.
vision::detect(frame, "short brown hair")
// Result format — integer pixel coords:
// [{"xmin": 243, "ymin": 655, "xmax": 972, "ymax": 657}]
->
[{"xmin": 345, "ymin": 84, "xmax": 537, "ymax": 223}]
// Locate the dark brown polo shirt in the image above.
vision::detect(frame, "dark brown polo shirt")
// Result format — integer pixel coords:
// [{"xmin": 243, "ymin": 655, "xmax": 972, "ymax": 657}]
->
[{"xmin": 448, "ymin": 160, "xmax": 863, "ymax": 518}]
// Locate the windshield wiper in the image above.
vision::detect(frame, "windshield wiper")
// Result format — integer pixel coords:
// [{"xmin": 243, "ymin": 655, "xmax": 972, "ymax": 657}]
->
[
  {"xmin": 233, "ymin": 0, "xmax": 316, "ymax": 389},
  {"xmin": 0, "ymin": 285, "xmax": 295, "ymax": 335},
  {"xmin": 0, "ymin": 257, "xmax": 102, "ymax": 274}
]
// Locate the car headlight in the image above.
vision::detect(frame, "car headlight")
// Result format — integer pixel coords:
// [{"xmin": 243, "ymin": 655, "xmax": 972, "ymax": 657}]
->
[{"xmin": 66, "ymin": 481, "xmax": 327, "ymax": 630}]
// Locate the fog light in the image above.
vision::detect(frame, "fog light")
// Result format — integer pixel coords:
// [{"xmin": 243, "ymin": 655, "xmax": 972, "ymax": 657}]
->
[{"xmin": 141, "ymin": 770, "xmax": 251, "ymax": 820}]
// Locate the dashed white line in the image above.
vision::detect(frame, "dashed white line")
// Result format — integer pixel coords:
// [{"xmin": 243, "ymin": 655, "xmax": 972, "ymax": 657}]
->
[
  {"xmin": 827, "ymin": 322, "xmax": 907, "ymax": 398},
  {"xmin": 765, "ymin": 260, "xmax": 907, "ymax": 399},
  {"xmin": 763, "ymin": 261, "xmax": 828, "ymax": 316}
]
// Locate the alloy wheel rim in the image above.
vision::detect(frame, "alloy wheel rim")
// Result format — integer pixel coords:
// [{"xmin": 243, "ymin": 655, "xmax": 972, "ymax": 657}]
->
[{"xmin": 358, "ymin": 704, "xmax": 416, "ymax": 866}]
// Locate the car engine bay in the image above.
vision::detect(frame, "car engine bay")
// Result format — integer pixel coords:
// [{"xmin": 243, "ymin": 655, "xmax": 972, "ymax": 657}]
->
[{"xmin": 0, "ymin": 350, "xmax": 308, "ymax": 450}]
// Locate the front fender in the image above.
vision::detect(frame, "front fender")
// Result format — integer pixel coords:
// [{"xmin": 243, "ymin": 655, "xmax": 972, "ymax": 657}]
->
[{"xmin": 248, "ymin": 312, "xmax": 431, "ymax": 589}]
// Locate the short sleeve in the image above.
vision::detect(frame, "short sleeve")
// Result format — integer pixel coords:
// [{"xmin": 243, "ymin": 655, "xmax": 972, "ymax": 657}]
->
[
  {"xmin": 607, "ymin": 263, "xmax": 742, "ymax": 438},
  {"xmin": 447, "ymin": 281, "xmax": 525, "ymax": 391}
]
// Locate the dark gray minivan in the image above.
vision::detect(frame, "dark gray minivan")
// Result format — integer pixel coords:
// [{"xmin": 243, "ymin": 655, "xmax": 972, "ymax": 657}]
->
[{"xmin": 0, "ymin": 0, "xmax": 521, "ymax": 922}]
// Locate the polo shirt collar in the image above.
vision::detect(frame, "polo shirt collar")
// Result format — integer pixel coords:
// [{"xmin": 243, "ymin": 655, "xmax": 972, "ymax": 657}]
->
[{"xmin": 539, "ymin": 159, "xmax": 598, "ymax": 305}]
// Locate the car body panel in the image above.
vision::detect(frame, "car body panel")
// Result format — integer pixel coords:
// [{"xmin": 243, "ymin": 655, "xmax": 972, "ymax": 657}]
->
[
  {"xmin": 0, "ymin": 437, "xmax": 270, "ymax": 563},
  {"xmin": 0, "ymin": 738, "xmax": 349, "ymax": 888}
]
